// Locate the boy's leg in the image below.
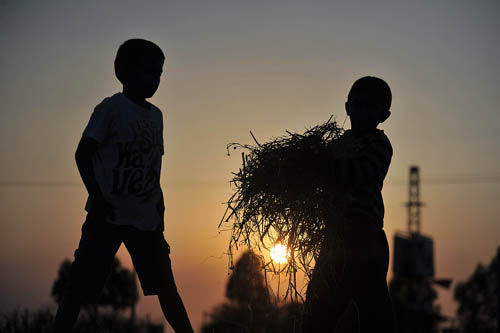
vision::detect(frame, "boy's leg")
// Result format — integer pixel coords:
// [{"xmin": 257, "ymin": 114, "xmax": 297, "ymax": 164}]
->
[
  {"xmin": 351, "ymin": 228, "xmax": 395, "ymax": 333},
  {"xmin": 53, "ymin": 219, "xmax": 122, "ymax": 332},
  {"xmin": 124, "ymin": 228, "xmax": 193, "ymax": 333},
  {"xmin": 53, "ymin": 289, "xmax": 83, "ymax": 332},
  {"xmin": 303, "ymin": 243, "xmax": 352, "ymax": 332},
  {"xmin": 303, "ymin": 281, "xmax": 350, "ymax": 332},
  {"xmin": 158, "ymin": 281, "xmax": 193, "ymax": 333}
]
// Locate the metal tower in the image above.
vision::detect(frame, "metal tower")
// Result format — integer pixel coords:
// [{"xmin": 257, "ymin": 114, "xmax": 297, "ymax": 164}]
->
[
  {"xmin": 391, "ymin": 166, "xmax": 451, "ymax": 333},
  {"xmin": 394, "ymin": 165, "xmax": 433, "ymax": 277},
  {"xmin": 405, "ymin": 166, "xmax": 424, "ymax": 234}
]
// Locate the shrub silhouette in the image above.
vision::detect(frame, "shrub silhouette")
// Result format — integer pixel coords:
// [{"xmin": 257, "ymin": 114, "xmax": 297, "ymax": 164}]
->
[
  {"xmin": 51, "ymin": 257, "xmax": 138, "ymax": 320},
  {"xmin": 454, "ymin": 248, "xmax": 499, "ymax": 333}
]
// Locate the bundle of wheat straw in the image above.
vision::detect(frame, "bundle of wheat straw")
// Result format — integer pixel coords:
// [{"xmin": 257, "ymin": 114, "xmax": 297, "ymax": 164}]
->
[{"xmin": 220, "ymin": 117, "xmax": 348, "ymax": 301}]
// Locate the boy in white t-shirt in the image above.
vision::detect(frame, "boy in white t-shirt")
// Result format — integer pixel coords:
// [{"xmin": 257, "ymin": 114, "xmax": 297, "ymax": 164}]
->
[{"xmin": 53, "ymin": 39, "xmax": 193, "ymax": 332}]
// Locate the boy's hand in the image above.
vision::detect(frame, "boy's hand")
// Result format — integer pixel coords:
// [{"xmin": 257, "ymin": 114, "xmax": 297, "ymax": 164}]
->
[{"xmin": 88, "ymin": 195, "xmax": 115, "ymax": 222}]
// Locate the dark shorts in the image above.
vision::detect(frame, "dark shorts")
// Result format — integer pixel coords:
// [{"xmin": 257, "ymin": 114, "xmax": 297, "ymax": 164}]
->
[{"xmin": 68, "ymin": 216, "xmax": 177, "ymax": 303}]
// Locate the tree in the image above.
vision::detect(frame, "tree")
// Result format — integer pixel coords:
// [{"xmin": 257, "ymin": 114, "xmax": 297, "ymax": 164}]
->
[
  {"xmin": 389, "ymin": 275, "xmax": 443, "ymax": 333},
  {"xmin": 226, "ymin": 250, "xmax": 271, "ymax": 307},
  {"xmin": 51, "ymin": 257, "xmax": 138, "ymax": 320},
  {"xmin": 202, "ymin": 250, "xmax": 292, "ymax": 333},
  {"xmin": 454, "ymin": 248, "xmax": 499, "ymax": 333}
]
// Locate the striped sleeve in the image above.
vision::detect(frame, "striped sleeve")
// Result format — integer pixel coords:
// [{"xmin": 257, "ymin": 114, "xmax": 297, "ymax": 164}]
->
[{"xmin": 329, "ymin": 131, "xmax": 392, "ymax": 188}]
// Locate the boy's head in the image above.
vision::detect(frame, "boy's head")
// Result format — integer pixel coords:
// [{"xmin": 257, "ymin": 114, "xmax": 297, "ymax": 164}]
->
[
  {"xmin": 115, "ymin": 39, "xmax": 165, "ymax": 98},
  {"xmin": 345, "ymin": 76, "xmax": 392, "ymax": 130}
]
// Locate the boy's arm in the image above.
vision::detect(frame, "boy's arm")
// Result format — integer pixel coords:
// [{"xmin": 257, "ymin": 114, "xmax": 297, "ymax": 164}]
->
[{"xmin": 75, "ymin": 136, "xmax": 113, "ymax": 220}]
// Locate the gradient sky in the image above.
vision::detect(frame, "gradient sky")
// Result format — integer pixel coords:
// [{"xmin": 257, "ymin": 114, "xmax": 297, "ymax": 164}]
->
[{"xmin": 1, "ymin": 0, "xmax": 499, "ymax": 331}]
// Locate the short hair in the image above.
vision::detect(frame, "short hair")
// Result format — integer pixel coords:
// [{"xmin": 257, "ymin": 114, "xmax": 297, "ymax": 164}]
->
[
  {"xmin": 348, "ymin": 76, "xmax": 392, "ymax": 112},
  {"xmin": 114, "ymin": 39, "xmax": 165, "ymax": 83}
]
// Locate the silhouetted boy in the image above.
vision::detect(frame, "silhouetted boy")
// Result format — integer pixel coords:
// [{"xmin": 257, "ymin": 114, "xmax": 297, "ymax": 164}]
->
[
  {"xmin": 303, "ymin": 77, "xmax": 395, "ymax": 332},
  {"xmin": 53, "ymin": 39, "xmax": 193, "ymax": 333}
]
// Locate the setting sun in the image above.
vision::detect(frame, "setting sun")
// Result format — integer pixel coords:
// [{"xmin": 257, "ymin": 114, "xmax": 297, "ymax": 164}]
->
[{"xmin": 270, "ymin": 243, "xmax": 289, "ymax": 264}]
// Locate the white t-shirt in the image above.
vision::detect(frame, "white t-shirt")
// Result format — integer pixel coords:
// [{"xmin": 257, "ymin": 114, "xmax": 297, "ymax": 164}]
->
[{"xmin": 82, "ymin": 93, "xmax": 164, "ymax": 231}]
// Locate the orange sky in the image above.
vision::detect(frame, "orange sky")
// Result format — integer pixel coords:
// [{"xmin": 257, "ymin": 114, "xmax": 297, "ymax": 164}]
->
[{"xmin": 1, "ymin": 1, "xmax": 499, "ymax": 331}]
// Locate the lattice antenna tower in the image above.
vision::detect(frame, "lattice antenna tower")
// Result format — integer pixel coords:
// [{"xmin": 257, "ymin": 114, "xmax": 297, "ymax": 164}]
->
[{"xmin": 405, "ymin": 166, "xmax": 424, "ymax": 234}]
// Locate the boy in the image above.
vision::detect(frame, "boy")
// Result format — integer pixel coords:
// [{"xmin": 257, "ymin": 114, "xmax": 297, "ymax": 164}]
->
[
  {"xmin": 303, "ymin": 76, "xmax": 395, "ymax": 332},
  {"xmin": 53, "ymin": 39, "xmax": 194, "ymax": 333}
]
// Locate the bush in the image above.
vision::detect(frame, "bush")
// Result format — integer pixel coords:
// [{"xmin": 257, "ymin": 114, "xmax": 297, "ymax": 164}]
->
[{"xmin": 0, "ymin": 307, "xmax": 162, "ymax": 333}]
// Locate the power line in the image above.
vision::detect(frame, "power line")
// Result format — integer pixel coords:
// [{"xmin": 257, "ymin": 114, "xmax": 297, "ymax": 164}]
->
[
  {"xmin": 0, "ymin": 180, "xmax": 81, "ymax": 187},
  {"xmin": 385, "ymin": 175, "xmax": 500, "ymax": 186},
  {"xmin": 0, "ymin": 175, "xmax": 499, "ymax": 188},
  {"xmin": 0, "ymin": 180, "xmax": 224, "ymax": 188}
]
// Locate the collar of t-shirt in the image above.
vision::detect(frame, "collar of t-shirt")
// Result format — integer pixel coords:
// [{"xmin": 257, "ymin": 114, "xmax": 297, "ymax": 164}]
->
[{"xmin": 119, "ymin": 92, "xmax": 153, "ymax": 112}]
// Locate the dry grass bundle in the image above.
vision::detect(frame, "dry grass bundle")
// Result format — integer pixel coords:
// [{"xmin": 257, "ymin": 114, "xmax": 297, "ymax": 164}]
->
[{"xmin": 220, "ymin": 117, "xmax": 348, "ymax": 302}]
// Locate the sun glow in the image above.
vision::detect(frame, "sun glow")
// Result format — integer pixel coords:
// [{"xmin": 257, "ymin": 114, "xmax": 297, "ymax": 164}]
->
[{"xmin": 270, "ymin": 243, "xmax": 289, "ymax": 264}]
